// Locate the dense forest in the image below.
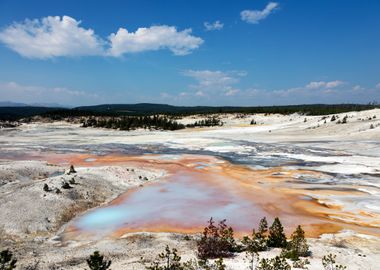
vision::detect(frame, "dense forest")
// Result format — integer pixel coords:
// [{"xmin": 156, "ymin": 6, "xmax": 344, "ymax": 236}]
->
[
  {"xmin": 186, "ymin": 117, "xmax": 223, "ymax": 127},
  {"xmin": 81, "ymin": 115, "xmax": 186, "ymax": 131},
  {"xmin": 0, "ymin": 103, "xmax": 378, "ymax": 121}
]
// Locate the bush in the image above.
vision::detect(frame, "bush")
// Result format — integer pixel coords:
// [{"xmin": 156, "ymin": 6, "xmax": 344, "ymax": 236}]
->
[
  {"xmin": 267, "ymin": 217, "xmax": 287, "ymax": 248},
  {"xmin": 69, "ymin": 177, "xmax": 76, "ymax": 185},
  {"xmin": 183, "ymin": 258, "xmax": 226, "ymax": 270},
  {"xmin": 61, "ymin": 182, "xmax": 72, "ymax": 189},
  {"xmin": 69, "ymin": 165, "xmax": 77, "ymax": 174},
  {"xmin": 292, "ymin": 258, "xmax": 310, "ymax": 269},
  {"xmin": 86, "ymin": 251, "xmax": 111, "ymax": 270},
  {"xmin": 197, "ymin": 218, "xmax": 235, "ymax": 259},
  {"xmin": 0, "ymin": 249, "xmax": 17, "ymax": 270},
  {"xmin": 257, "ymin": 256, "xmax": 290, "ymax": 270},
  {"xmin": 322, "ymin": 254, "xmax": 346, "ymax": 270},
  {"xmin": 147, "ymin": 245, "xmax": 182, "ymax": 270},
  {"xmin": 43, "ymin": 183, "xmax": 50, "ymax": 192}
]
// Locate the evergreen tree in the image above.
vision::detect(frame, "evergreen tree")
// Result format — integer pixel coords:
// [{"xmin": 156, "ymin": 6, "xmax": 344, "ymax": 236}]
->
[
  {"xmin": 0, "ymin": 250, "xmax": 17, "ymax": 270},
  {"xmin": 258, "ymin": 217, "xmax": 268, "ymax": 235},
  {"xmin": 289, "ymin": 225, "xmax": 309, "ymax": 257},
  {"xmin": 267, "ymin": 217, "xmax": 287, "ymax": 248},
  {"xmin": 86, "ymin": 251, "xmax": 111, "ymax": 270},
  {"xmin": 197, "ymin": 218, "xmax": 235, "ymax": 259}
]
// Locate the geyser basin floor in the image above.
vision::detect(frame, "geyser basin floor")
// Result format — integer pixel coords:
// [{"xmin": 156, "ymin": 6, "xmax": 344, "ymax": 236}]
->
[{"xmin": 37, "ymin": 153, "xmax": 379, "ymax": 241}]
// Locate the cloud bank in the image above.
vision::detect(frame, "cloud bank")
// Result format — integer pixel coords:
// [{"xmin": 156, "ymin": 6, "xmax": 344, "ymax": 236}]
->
[{"xmin": 0, "ymin": 16, "xmax": 203, "ymax": 59}]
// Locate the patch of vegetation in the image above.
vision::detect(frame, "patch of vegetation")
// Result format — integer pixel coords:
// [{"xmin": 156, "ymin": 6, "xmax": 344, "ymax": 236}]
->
[
  {"xmin": 292, "ymin": 258, "xmax": 310, "ymax": 269},
  {"xmin": 82, "ymin": 115, "xmax": 185, "ymax": 131},
  {"xmin": 86, "ymin": 251, "xmax": 112, "ymax": 270},
  {"xmin": 0, "ymin": 249, "xmax": 17, "ymax": 270},
  {"xmin": 197, "ymin": 218, "xmax": 235, "ymax": 259},
  {"xmin": 68, "ymin": 165, "xmax": 77, "ymax": 174},
  {"xmin": 61, "ymin": 181, "xmax": 72, "ymax": 189},
  {"xmin": 322, "ymin": 254, "xmax": 347, "ymax": 270},
  {"xmin": 146, "ymin": 245, "xmax": 182, "ymax": 270},
  {"xmin": 43, "ymin": 183, "xmax": 50, "ymax": 192},
  {"xmin": 267, "ymin": 217, "xmax": 287, "ymax": 248},
  {"xmin": 281, "ymin": 225, "xmax": 309, "ymax": 261},
  {"xmin": 257, "ymin": 256, "xmax": 291, "ymax": 270},
  {"xmin": 186, "ymin": 117, "xmax": 223, "ymax": 128},
  {"xmin": 242, "ymin": 217, "xmax": 269, "ymax": 252}
]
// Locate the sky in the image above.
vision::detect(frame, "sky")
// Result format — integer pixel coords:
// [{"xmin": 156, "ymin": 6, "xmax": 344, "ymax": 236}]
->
[{"xmin": 0, "ymin": 0, "xmax": 379, "ymax": 107}]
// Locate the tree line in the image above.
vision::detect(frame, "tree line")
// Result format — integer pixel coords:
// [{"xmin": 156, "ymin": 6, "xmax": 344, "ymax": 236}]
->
[{"xmin": 81, "ymin": 115, "xmax": 186, "ymax": 131}]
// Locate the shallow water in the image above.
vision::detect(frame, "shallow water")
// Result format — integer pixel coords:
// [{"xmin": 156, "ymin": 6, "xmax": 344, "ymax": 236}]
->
[{"xmin": 1, "ymin": 123, "xmax": 380, "ymax": 239}]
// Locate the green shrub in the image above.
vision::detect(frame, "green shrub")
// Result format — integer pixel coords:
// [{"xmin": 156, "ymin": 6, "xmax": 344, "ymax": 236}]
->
[
  {"xmin": 267, "ymin": 217, "xmax": 287, "ymax": 248},
  {"xmin": 0, "ymin": 249, "xmax": 17, "ymax": 270},
  {"xmin": 257, "ymin": 256, "xmax": 290, "ymax": 270},
  {"xmin": 322, "ymin": 254, "xmax": 346, "ymax": 270},
  {"xmin": 43, "ymin": 183, "xmax": 50, "ymax": 192},
  {"xmin": 292, "ymin": 258, "xmax": 310, "ymax": 269},
  {"xmin": 150, "ymin": 245, "xmax": 182, "ymax": 270},
  {"xmin": 183, "ymin": 258, "xmax": 225, "ymax": 270},
  {"xmin": 86, "ymin": 251, "xmax": 111, "ymax": 270}
]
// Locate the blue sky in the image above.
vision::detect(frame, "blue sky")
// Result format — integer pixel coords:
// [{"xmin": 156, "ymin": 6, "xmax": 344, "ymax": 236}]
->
[{"xmin": 0, "ymin": 0, "xmax": 379, "ymax": 106}]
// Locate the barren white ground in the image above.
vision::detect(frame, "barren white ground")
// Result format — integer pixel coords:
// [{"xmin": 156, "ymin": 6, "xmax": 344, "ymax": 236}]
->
[{"xmin": 0, "ymin": 109, "xmax": 379, "ymax": 269}]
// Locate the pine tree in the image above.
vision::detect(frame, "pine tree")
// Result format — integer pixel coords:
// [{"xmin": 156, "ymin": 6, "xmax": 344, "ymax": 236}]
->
[
  {"xmin": 197, "ymin": 218, "xmax": 235, "ymax": 259},
  {"xmin": 86, "ymin": 251, "xmax": 111, "ymax": 270},
  {"xmin": 289, "ymin": 225, "xmax": 309, "ymax": 257},
  {"xmin": 258, "ymin": 217, "xmax": 268, "ymax": 235},
  {"xmin": 267, "ymin": 217, "xmax": 287, "ymax": 248}
]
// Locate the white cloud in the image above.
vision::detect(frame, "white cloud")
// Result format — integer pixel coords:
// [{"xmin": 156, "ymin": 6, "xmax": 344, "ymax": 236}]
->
[
  {"xmin": 204, "ymin": 21, "xmax": 224, "ymax": 31},
  {"xmin": 108, "ymin": 25, "xmax": 203, "ymax": 56},
  {"xmin": 195, "ymin": 90, "xmax": 206, "ymax": 97},
  {"xmin": 376, "ymin": 83, "xmax": 380, "ymax": 89},
  {"xmin": 241, "ymin": 2, "xmax": 279, "ymax": 24},
  {"xmin": 0, "ymin": 16, "xmax": 104, "ymax": 59},
  {"xmin": 352, "ymin": 85, "xmax": 364, "ymax": 91},
  {"xmin": 0, "ymin": 16, "xmax": 203, "ymax": 58},
  {"xmin": 225, "ymin": 88, "xmax": 240, "ymax": 96},
  {"xmin": 305, "ymin": 80, "xmax": 345, "ymax": 90},
  {"xmin": 181, "ymin": 70, "xmax": 245, "ymax": 98},
  {"xmin": 0, "ymin": 81, "xmax": 99, "ymax": 105},
  {"xmin": 183, "ymin": 70, "xmax": 240, "ymax": 87}
]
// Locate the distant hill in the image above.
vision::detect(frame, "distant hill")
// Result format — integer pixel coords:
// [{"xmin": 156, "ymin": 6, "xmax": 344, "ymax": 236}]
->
[
  {"xmin": 0, "ymin": 101, "xmax": 28, "ymax": 107},
  {"xmin": 0, "ymin": 103, "xmax": 378, "ymax": 121},
  {"xmin": 75, "ymin": 103, "xmax": 378, "ymax": 116},
  {"xmin": 0, "ymin": 106, "xmax": 65, "ymax": 121}
]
